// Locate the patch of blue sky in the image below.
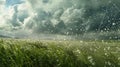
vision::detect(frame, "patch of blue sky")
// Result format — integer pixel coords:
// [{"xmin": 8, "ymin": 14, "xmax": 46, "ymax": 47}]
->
[{"xmin": 5, "ymin": 0, "xmax": 24, "ymax": 7}]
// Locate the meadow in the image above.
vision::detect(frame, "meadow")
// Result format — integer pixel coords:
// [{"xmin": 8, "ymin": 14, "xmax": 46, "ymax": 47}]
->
[{"xmin": 0, "ymin": 39, "xmax": 119, "ymax": 67}]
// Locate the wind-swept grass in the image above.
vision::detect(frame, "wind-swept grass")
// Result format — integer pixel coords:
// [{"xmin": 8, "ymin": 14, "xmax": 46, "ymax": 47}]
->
[{"xmin": 0, "ymin": 39, "xmax": 119, "ymax": 67}]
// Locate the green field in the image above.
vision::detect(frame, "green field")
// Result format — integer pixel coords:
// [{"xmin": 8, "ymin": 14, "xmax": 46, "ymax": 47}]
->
[{"xmin": 0, "ymin": 39, "xmax": 120, "ymax": 67}]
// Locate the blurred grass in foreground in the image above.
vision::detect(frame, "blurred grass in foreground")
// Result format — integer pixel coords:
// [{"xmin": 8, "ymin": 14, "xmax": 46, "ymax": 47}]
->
[{"xmin": 0, "ymin": 39, "xmax": 120, "ymax": 67}]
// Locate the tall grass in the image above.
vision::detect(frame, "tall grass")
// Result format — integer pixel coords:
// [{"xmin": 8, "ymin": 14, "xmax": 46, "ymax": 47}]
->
[{"xmin": 0, "ymin": 39, "xmax": 119, "ymax": 67}]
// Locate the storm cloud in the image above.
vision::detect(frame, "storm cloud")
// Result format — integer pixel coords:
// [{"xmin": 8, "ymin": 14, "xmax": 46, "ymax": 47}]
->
[{"xmin": 0, "ymin": 0, "xmax": 120, "ymax": 39}]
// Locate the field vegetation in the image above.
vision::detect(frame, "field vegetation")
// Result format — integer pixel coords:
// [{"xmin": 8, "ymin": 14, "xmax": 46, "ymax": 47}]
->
[{"xmin": 0, "ymin": 39, "xmax": 119, "ymax": 67}]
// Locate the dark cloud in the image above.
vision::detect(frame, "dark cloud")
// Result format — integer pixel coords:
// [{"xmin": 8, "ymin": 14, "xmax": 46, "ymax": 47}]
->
[{"xmin": 23, "ymin": 0, "xmax": 120, "ymax": 39}]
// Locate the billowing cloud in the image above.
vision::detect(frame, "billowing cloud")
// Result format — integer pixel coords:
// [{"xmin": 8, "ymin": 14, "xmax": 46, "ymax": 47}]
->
[{"xmin": 0, "ymin": 0, "xmax": 120, "ymax": 39}]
